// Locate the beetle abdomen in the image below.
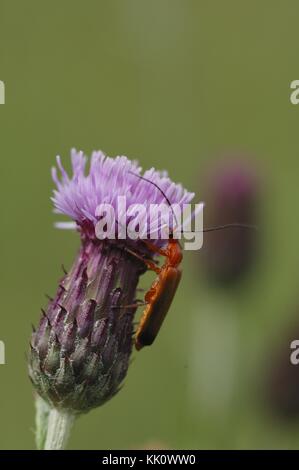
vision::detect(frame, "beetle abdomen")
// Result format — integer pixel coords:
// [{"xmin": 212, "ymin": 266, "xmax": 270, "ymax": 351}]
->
[{"xmin": 135, "ymin": 267, "xmax": 182, "ymax": 350}]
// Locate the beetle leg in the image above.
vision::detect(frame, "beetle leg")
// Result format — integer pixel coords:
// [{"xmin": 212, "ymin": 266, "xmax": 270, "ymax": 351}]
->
[
  {"xmin": 141, "ymin": 239, "xmax": 168, "ymax": 257},
  {"xmin": 111, "ymin": 301, "xmax": 148, "ymax": 310},
  {"xmin": 124, "ymin": 247, "xmax": 161, "ymax": 274},
  {"xmin": 112, "ymin": 301, "xmax": 149, "ymax": 319}
]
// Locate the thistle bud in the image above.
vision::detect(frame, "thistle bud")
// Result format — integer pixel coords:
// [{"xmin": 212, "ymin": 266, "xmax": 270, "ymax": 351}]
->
[
  {"xmin": 29, "ymin": 149, "xmax": 194, "ymax": 419},
  {"xmin": 29, "ymin": 238, "xmax": 146, "ymax": 412},
  {"xmin": 200, "ymin": 159, "xmax": 259, "ymax": 285}
]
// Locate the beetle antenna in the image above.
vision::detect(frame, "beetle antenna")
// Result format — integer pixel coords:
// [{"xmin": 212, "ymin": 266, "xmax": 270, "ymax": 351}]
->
[
  {"xmin": 182, "ymin": 223, "xmax": 257, "ymax": 233},
  {"xmin": 128, "ymin": 173, "xmax": 257, "ymax": 235},
  {"xmin": 129, "ymin": 171, "xmax": 179, "ymax": 229},
  {"xmin": 203, "ymin": 223, "xmax": 257, "ymax": 232}
]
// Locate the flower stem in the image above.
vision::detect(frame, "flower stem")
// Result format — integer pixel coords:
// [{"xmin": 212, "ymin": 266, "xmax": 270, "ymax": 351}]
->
[
  {"xmin": 44, "ymin": 408, "xmax": 75, "ymax": 450},
  {"xmin": 35, "ymin": 395, "xmax": 51, "ymax": 450}
]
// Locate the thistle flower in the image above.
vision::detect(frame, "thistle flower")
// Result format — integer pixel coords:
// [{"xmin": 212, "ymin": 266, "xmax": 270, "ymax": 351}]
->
[
  {"xmin": 200, "ymin": 160, "xmax": 259, "ymax": 285},
  {"xmin": 28, "ymin": 149, "xmax": 194, "ymax": 449}
]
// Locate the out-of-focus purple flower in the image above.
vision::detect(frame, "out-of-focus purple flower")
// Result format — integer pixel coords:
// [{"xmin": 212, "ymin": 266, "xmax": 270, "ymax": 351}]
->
[
  {"xmin": 200, "ymin": 160, "xmax": 259, "ymax": 285},
  {"xmin": 29, "ymin": 149, "xmax": 194, "ymax": 413}
]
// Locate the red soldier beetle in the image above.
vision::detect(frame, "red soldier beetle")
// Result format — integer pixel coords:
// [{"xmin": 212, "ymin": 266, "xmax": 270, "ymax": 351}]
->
[
  {"xmin": 128, "ymin": 235, "xmax": 183, "ymax": 351},
  {"xmin": 117, "ymin": 172, "xmax": 256, "ymax": 350},
  {"xmin": 123, "ymin": 172, "xmax": 185, "ymax": 350}
]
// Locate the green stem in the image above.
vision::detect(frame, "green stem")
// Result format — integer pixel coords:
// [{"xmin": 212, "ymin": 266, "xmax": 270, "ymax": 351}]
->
[
  {"xmin": 35, "ymin": 395, "xmax": 51, "ymax": 450},
  {"xmin": 44, "ymin": 408, "xmax": 75, "ymax": 450}
]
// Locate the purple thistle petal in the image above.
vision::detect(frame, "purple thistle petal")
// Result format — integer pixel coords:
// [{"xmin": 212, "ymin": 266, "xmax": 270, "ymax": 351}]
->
[{"xmin": 51, "ymin": 149, "xmax": 195, "ymax": 240}]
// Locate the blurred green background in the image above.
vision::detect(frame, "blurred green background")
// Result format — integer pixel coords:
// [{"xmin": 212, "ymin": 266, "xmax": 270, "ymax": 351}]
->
[{"xmin": 1, "ymin": 0, "xmax": 299, "ymax": 449}]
